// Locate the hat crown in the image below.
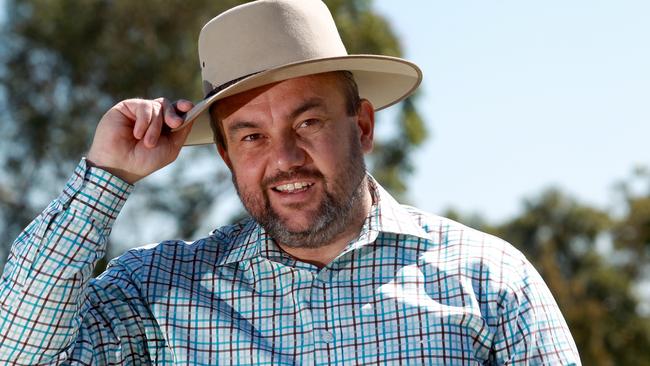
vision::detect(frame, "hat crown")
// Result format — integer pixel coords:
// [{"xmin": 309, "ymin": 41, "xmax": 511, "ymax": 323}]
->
[
  {"xmin": 199, "ymin": 0, "xmax": 348, "ymax": 95},
  {"xmin": 182, "ymin": 0, "xmax": 422, "ymax": 146}
]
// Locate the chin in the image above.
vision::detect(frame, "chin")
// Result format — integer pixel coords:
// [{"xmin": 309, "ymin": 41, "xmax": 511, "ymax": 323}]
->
[{"xmin": 278, "ymin": 215, "xmax": 318, "ymax": 233}]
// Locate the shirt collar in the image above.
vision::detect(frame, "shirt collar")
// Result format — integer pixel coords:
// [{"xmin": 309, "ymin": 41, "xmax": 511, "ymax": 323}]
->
[
  {"xmin": 212, "ymin": 173, "xmax": 431, "ymax": 267},
  {"xmin": 211, "ymin": 218, "xmax": 261, "ymax": 266},
  {"xmin": 343, "ymin": 174, "xmax": 430, "ymax": 253}
]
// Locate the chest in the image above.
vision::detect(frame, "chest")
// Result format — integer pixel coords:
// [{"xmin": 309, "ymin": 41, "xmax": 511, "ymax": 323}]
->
[{"xmin": 144, "ymin": 257, "xmax": 494, "ymax": 365}]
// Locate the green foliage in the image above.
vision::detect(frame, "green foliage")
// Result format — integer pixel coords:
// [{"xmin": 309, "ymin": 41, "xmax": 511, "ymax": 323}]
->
[
  {"xmin": 0, "ymin": 0, "xmax": 240, "ymax": 264},
  {"xmin": 372, "ymin": 94, "xmax": 427, "ymax": 199},
  {"xmin": 324, "ymin": 0, "xmax": 427, "ymax": 200},
  {"xmin": 459, "ymin": 186, "xmax": 650, "ymax": 365},
  {"xmin": 327, "ymin": 0, "xmax": 401, "ymax": 57},
  {"xmin": 613, "ymin": 168, "xmax": 650, "ymax": 276},
  {"xmin": 0, "ymin": 0, "xmax": 427, "ymax": 265}
]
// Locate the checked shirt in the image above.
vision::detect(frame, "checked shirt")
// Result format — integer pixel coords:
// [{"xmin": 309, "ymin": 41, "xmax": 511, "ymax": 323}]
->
[{"xmin": 0, "ymin": 159, "xmax": 580, "ymax": 365}]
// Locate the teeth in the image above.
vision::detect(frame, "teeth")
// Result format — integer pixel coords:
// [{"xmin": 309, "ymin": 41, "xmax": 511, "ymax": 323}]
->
[{"xmin": 275, "ymin": 182, "xmax": 311, "ymax": 192}]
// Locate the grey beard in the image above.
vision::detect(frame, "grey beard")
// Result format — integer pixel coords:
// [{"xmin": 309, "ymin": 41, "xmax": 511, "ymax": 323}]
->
[
  {"xmin": 257, "ymin": 174, "xmax": 367, "ymax": 248},
  {"xmin": 233, "ymin": 153, "xmax": 368, "ymax": 249},
  {"xmin": 232, "ymin": 123, "xmax": 369, "ymax": 249}
]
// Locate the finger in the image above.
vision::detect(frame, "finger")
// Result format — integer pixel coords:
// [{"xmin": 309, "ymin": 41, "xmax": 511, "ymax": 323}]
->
[
  {"xmin": 113, "ymin": 99, "xmax": 137, "ymax": 121},
  {"xmin": 175, "ymin": 99, "xmax": 194, "ymax": 113},
  {"xmin": 143, "ymin": 100, "xmax": 164, "ymax": 148},
  {"xmin": 133, "ymin": 99, "xmax": 154, "ymax": 140},
  {"xmin": 162, "ymin": 98, "xmax": 184, "ymax": 129}
]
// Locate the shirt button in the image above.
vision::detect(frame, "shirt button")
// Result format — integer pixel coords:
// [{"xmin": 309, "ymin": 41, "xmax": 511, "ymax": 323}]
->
[{"xmin": 320, "ymin": 330, "xmax": 334, "ymax": 343}]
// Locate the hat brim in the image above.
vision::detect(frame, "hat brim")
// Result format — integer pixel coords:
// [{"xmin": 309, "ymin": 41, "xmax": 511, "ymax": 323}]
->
[{"xmin": 177, "ymin": 55, "xmax": 422, "ymax": 146}]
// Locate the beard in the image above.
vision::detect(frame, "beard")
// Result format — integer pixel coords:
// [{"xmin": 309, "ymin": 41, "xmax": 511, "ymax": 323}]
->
[{"xmin": 232, "ymin": 135, "xmax": 368, "ymax": 249}]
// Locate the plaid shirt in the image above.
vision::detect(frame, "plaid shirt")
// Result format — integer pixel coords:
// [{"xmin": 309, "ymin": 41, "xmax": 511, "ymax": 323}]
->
[{"xmin": 0, "ymin": 159, "xmax": 580, "ymax": 365}]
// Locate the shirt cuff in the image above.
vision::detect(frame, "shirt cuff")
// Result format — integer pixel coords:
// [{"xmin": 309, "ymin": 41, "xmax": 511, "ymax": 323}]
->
[{"xmin": 59, "ymin": 158, "xmax": 134, "ymax": 228}]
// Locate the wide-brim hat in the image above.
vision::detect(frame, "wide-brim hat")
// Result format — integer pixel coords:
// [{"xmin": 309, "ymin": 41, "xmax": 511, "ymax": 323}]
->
[{"xmin": 178, "ymin": 0, "xmax": 423, "ymax": 146}]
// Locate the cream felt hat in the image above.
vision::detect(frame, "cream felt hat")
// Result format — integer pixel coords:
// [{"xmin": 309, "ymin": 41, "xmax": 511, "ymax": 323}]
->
[{"xmin": 179, "ymin": 0, "xmax": 423, "ymax": 146}]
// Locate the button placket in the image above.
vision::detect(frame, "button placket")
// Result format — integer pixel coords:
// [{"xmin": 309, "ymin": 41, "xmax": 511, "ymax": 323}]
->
[{"xmin": 310, "ymin": 269, "xmax": 338, "ymax": 364}]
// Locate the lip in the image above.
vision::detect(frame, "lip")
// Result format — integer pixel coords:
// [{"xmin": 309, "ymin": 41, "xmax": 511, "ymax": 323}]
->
[
  {"xmin": 271, "ymin": 181, "xmax": 314, "ymax": 193},
  {"xmin": 268, "ymin": 180, "xmax": 318, "ymax": 206}
]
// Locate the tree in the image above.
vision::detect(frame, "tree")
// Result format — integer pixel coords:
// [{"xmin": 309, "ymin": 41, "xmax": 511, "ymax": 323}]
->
[
  {"xmin": 484, "ymin": 188, "xmax": 650, "ymax": 365},
  {"xmin": 612, "ymin": 167, "xmax": 650, "ymax": 278},
  {"xmin": 0, "ymin": 0, "xmax": 427, "ymax": 268}
]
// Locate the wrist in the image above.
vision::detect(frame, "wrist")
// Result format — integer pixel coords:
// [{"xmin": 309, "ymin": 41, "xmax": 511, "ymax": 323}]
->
[{"xmin": 85, "ymin": 156, "xmax": 141, "ymax": 184}]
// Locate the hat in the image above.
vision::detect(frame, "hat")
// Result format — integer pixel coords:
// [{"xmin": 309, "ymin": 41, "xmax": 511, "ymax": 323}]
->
[{"xmin": 178, "ymin": 0, "xmax": 423, "ymax": 146}]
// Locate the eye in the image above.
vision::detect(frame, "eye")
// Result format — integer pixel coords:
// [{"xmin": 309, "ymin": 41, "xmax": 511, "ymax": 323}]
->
[
  {"xmin": 242, "ymin": 133, "xmax": 263, "ymax": 142},
  {"xmin": 297, "ymin": 118, "xmax": 324, "ymax": 133},
  {"xmin": 300, "ymin": 119, "xmax": 319, "ymax": 127}
]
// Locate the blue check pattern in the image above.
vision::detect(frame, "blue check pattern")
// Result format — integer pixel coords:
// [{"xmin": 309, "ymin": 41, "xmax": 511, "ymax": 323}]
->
[{"xmin": 0, "ymin": 159, "xmax": 580, "ymax": 365}]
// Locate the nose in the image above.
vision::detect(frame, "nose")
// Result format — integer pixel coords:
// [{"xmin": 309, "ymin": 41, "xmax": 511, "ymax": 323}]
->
[{"xmin": 272, "ymin": 133, "xmax": 306, "ymax": 172}]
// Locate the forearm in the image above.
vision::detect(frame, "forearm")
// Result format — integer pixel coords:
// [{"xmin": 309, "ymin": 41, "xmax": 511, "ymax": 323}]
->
[{"xmin": 0, "ymin": 158, "xmax": 132, "ymax": 363}]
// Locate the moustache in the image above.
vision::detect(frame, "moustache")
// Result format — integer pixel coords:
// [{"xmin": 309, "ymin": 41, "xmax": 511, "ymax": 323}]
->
[{"xmin": 262, "ymin": 168, "xmax": 325, "ymax": 188}]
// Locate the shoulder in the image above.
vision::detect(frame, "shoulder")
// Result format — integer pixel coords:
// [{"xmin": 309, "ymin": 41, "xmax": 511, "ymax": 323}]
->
[
  {"xmin": 402, "ymin": 207, "xmax": 580, "ymax": 363},
  {"xmin": 98, "ymin": 217, "xmax": 255, "ymax": 284},
  {"xmin": 399, "ymin": 205, "xmax": 536, "ymax": 299},
  {"xmin": 403, "ymin": 204, "xmax": 527, "ymax": 266}
]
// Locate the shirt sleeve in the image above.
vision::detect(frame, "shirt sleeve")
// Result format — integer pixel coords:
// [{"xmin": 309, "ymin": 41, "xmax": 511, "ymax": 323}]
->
[
  {"xmin": 490, "ymin": 255, "xmax": 581, "ymax": 365},
  {"xmin": 0, "ymin": 158, "xmax": 133, "ymax": 364},
  {"xmin": 64, "ymin": 255, "xmax": 168, "ymax": 365}
]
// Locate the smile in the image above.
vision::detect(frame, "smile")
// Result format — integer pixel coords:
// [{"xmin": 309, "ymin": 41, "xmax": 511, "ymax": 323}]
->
[{"xmin": 272, "ymin": 182, "xmax": 314, "ymax": 193}]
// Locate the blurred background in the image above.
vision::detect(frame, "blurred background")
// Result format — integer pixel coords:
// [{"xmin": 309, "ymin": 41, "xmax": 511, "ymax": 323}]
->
[{"xmin": 0, "ymin": 0, "xmax": 648, "ymax": 364}]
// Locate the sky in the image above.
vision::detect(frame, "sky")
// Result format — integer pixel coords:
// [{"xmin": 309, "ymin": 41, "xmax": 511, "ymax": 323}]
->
[{"xmin": 373, "ymin": 0, "xmax": 650, "ymax": 223}]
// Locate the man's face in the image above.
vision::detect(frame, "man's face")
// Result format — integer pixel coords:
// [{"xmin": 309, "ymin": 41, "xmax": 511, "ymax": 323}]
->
[{"xmin": 215, "ymin": 73, "xmax": 374, "ymax": 248}]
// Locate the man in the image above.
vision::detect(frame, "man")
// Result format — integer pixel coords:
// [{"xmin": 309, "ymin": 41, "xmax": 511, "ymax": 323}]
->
[{"xmin": 0, "ymin": 0, "xmax": 580, "ymax": 364}]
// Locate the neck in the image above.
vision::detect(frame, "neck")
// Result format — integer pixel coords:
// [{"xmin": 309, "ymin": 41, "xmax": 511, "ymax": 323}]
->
[{"xmin": 277, "ymin": 183, "xmax": 373, "ymax": 268}]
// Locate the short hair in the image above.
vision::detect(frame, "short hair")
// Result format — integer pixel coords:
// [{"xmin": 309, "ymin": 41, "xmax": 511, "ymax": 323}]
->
[{"xmin": 209, "ymin": 70, "xmax": 361, "ymax": 149}]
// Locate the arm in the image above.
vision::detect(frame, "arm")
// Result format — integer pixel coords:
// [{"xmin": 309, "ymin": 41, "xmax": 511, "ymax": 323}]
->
[
  {"xmin": 0, "ymin": 98, "xmax": 193, "ymax": 363},
  {"xmin": 0, "ymin": 160, "xmax": 131, "ymax": 363},
  {"xmin": 68, "ymin": 254, "xmax": 171, "ymax": 365},
  {"xmin": 490, "ymin": 256, "xmax": 581, "ymax": 365}
]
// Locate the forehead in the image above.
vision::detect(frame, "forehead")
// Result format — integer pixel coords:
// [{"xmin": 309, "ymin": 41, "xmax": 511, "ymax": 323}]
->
[{"xmin": 213, "ymin": 72, "xmax": 345, "ymax": 120}]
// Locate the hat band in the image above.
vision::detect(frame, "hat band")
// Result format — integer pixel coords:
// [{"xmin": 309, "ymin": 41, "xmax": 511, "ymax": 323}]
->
[{"xmin": 204, "ymin": 71, "xmax": 262, "ymax": 99}]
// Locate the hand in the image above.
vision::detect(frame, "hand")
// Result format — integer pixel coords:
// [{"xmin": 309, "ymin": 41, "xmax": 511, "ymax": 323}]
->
[{"xmin": 86, "ymin": 98, "xmax": 194, "ymax": 184}]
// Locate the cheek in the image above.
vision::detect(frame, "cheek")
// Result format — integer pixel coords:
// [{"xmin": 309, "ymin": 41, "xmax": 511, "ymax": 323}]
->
[
  {"xmin": 311, "ymin": 128, "xmax": 354, "ymax": 170},
  {"xmin": 230, "ymin": 154, "xmax": 267, "ymax": 189}
]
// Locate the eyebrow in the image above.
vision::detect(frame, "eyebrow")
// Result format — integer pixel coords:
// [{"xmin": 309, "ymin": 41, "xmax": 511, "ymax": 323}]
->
[
  {"xmin": 225, "ymin": 98, "xmax": 329, "ymax": 139},
  {"xmin": 227, "ymin": 121, "xmax": 259, "ymax": 132},
  {"xmin": 289, "ymin": 98, "xmax": 328, "ymax": 120},
  {"xmin": 225, "ymin": 121, "xmax": 260, "ymax": 140}
]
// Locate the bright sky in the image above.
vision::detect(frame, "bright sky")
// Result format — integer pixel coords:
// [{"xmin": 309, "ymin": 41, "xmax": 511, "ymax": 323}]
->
[{"xmin": 373, "ymin": 0, "xmax": 650, "ymax": 222}]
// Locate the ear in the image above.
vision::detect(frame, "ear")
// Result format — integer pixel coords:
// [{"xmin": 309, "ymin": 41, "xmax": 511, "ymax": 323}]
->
[
  {"xmin": 217, "ymin": 143, "xmax": 233, "ymax": 170},
  {"xmin": 356, "ymin": 99, "xmax": 375, "ymax": 153}
]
